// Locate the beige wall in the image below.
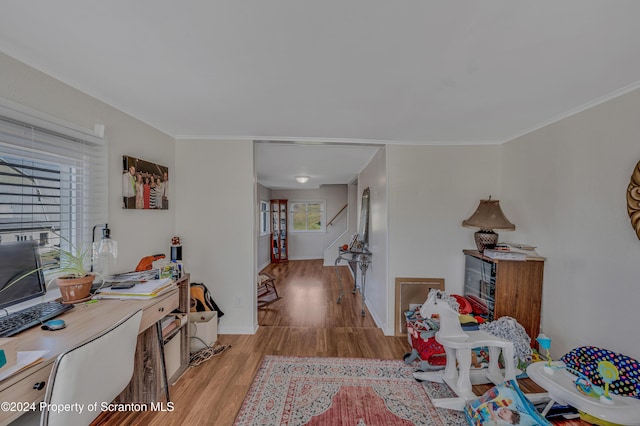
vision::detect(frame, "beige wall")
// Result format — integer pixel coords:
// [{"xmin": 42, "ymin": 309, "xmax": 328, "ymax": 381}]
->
[
  {"xmin": 175, "ymin": 139, "xmax": 256, "ymax": 334},
  {"xmin": 0, "ymin": 52, "xmax": 176, "ymax": 272},
  {"xmin": 357, "ymin": 147, "xmax": 388, "ymax": 331},
  {"xmin": 256, "ymin": 182, "xmax": 272, "ymax": 271},
  {"xmin": 387, "ymin": 144, "xmax": 503, "ymax": 298},
  {"xmin": 502, "ymin": 88, "xmax": 640, "ymax": 359}
]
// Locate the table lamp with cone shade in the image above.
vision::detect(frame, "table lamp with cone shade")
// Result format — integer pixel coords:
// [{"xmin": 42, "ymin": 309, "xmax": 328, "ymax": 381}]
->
[{"xmin": 462, "ymin": 197, "xmax": 515, "ymax": 253}]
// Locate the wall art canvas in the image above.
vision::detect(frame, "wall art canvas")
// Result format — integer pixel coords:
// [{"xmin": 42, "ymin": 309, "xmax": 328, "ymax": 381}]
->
[{"xmin": 122, "ymin": 155, "xmax": 169, "ymax": 210}]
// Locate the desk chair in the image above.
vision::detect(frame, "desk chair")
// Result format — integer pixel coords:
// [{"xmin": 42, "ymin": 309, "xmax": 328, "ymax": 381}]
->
[{"xmin": 41, "ymin": 310, "xmax": 143, "ymax": 426}]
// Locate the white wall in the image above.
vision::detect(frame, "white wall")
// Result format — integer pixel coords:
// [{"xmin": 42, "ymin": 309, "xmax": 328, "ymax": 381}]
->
[
  {"xmin": 0, "ymin": 52, "xmax": 176, "ymax": 272},
  {"xmin": 175, "ymin": 139, "xmax": 256, "ymax": 334},
  {"xmin": 256, "ymin": 182, "xmax": 272, "ymax": 271},
  {"xmin": 386, "ymin": 144, "xmax": 502, "ymax": 334},
  {"xmin": 271, "ymin": 185, "xmax": 348, "ymax": 260},
  {"xmin": 387, "ymin": 144, "xmax": 502, "ymax": 291},
  {"xmin": 502, "ymin": 88, "xmax": 640, "ymax": 360},
  {"xmin": 356, "ymin": 148, "xmax": 389, "ymax": 332},
  {"xmin": 323, "ymin": 182, "xmax": 359, "ymax": 265}
]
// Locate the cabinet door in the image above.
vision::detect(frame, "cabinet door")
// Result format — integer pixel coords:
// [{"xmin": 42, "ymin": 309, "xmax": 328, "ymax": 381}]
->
[{"xmin": 493, "ymin": 260, "xmax": 544, "ymax": 341}]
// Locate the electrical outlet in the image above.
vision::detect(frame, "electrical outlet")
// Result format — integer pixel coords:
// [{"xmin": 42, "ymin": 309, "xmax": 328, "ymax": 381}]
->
[{"xmin": 234, "ymin": 296, "xmax": 243, "ymax": 308}]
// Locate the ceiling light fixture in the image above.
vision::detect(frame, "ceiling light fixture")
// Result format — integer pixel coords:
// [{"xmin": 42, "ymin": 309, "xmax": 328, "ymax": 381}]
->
[{"xmin": 295, "ymin": 176, "xmax": 309, "ymax": 183}]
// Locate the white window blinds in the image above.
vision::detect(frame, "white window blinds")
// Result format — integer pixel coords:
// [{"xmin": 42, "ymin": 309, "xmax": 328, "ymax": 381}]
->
[{"xmin": 0, "ymin": 101, "xmax": 107, "ymax": 252}]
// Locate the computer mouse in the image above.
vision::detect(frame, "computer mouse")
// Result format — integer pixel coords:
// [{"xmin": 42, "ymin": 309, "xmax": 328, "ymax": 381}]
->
[{"xmin": 41, "ymin": 319, "xmax": 66, "ymax": 331}]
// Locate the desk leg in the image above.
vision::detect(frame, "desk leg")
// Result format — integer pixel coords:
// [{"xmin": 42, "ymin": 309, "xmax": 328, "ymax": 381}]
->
[{"xmin": 156, "ymin": 322, "xmax": 171, "ymax": 403}]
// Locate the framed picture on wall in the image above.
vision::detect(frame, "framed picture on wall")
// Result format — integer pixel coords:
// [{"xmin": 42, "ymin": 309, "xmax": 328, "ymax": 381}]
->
[{"xmin": 122, "ymin": 155, "xmax": 169, "ymax": 210}]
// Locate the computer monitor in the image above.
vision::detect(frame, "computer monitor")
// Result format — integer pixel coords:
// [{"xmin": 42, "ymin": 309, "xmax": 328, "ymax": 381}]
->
[{"xmin": 0, "ymin": 240, "xmax": 47, "ymax": 310}]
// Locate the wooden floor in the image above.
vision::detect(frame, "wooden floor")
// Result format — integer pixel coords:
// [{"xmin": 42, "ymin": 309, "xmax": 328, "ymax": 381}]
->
[{"xmin": 98, "ymin": 259, "xmax": 588, "ymax": 425}]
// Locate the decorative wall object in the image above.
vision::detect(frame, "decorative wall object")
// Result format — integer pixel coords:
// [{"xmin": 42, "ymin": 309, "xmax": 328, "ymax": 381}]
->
[
  {"xmin": 628, "ymin": 160, "xmax": 640, "ymax": 239},
  {"xmin": 358, "ymin": 187, "xmax": 370, "ymax": 248},
  {"xmin": 122, "ymin": 156, "xmax": 169, "ymax": 210}
]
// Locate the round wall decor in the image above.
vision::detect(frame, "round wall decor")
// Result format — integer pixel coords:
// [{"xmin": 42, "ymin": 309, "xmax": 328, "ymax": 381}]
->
[{"xmin": 627, "ymin": 160, "xmax": 640, "ymax": 239}]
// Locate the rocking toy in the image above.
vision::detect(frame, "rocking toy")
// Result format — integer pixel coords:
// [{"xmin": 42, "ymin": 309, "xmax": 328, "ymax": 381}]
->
[{"xmin": 413, "ymin": 290, "xmax": 518, "ymax": 410}]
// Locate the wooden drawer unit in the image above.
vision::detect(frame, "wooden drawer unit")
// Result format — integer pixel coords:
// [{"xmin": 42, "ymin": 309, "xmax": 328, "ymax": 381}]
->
[
  {"xmin": 0, "ymin": 363, "xmax": 51, "ymax": 424},
  {"xmin": 139, "ymin": 290, "xmax": 179, "ymax": 332},
  {"xmin": 463, "ymin": 250, "xmax": 545, "ymax": 343}
]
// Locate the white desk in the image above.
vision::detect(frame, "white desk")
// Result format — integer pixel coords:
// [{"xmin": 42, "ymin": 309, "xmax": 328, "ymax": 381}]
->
[{"xmin": 0, "ymin": 275, "xmax": 190, "ymax": 425}]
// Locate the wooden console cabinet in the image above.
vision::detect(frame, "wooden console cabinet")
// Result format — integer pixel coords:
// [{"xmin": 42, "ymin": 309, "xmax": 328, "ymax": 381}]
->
[{"xmin": 463, "ymin": 250, "xmax": 545, "ymax": 343}]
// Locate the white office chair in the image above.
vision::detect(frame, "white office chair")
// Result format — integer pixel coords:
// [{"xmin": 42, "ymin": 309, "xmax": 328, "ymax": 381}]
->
[{"xmin": 40, "ymin": 309, "xmax": 143, "ymax": 426}]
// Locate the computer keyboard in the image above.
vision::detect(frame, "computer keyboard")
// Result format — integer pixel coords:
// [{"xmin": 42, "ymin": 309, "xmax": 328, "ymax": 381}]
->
[{"xmin": 0, "ymin": 301, "xmax": 74, "ymax": 337}]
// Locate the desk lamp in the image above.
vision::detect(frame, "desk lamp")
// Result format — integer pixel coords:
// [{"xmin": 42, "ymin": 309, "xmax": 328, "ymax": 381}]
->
[
  {"xmin": 91, "ymin": 223, "xmax": 118, "ymax": 273},
  {"xmin": 462, "ymin": 197, "xmax": 515, "ymax": 253}
]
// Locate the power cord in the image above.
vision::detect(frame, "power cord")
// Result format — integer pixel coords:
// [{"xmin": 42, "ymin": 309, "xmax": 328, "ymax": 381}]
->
[{"xmin": 189, "ymin": 337, "xmax": 231, "ymax": 367}]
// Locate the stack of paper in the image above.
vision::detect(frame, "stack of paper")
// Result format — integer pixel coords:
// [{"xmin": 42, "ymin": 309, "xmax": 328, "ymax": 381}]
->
[
  {"xmin": 483, "ymin": 249, "xmax": 526, "ymax": 261},
  {"xmin": 103, "ymin": 270, "xmax": 159, "ymax": 284},
  {"xmin": 96, "ymin": 278, "xmax": 174, "ymax": 299}
]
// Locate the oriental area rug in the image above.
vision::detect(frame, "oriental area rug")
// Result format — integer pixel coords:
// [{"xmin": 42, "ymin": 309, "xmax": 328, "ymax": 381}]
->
[{"xmin": 233, "ymin": 356, "xmax": 466, "ymax": 426}]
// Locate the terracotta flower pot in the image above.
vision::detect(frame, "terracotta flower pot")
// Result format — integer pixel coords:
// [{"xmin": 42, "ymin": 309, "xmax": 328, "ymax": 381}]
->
[{"xmin": 56, "ymin": 274, "xmax": 94, "ymax": 303}]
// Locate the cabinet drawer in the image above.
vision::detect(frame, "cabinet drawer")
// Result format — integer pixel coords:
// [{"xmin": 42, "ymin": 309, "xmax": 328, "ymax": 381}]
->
[
  {"xmin": 139, "ymin": 290, "xmax": 179, "ymax": 332},
  {"xmin": 0, "ymin": 363, "xmax": 51, "ymax": 424}
]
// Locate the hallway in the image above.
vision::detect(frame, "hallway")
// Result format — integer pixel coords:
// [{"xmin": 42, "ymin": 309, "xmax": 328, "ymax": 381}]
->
[{"xmin": 258, "ymin": 259, "xmax": 378, "ymax": 329}]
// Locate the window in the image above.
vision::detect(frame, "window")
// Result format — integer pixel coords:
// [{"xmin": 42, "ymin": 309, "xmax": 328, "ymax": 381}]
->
[
  {"xmin": 0, "ymin": 100, "xmax": 107, "ymax": 273},
  {"xmin": 290, "ymin": 201, "xmax": 325, "ymax": 232},
  {"xmin": 259, "ymin": 200, "xmax": 270, "ymax": 235}
]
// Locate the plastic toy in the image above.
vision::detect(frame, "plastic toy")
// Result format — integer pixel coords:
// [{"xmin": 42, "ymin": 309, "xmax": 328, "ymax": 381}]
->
[
  {"xmin": 536, "ymin": 333, "xmax": 552, "ymax": 368},
  {"xmin": 598, "ymin": 360, "xmax": 619, "ymax": 403}
]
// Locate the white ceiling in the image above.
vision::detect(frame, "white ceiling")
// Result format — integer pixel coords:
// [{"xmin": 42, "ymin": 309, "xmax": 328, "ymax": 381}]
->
[
  {"xmin": 256, "ymin": 142, "xmax": 380, "ymax": 189},
  {"xmin": 2, "ymin": 1, "xmax": 640, "ymax": 187}
]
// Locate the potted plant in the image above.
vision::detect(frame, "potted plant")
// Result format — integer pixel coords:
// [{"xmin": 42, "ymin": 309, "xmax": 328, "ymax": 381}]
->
[
  {"xmin": 48, "ymin": 241, "xmax": 96, "ymax": 304},
  {"xmin": 6, "ymin": 229, "xmax": 102, "ymax": 304}
]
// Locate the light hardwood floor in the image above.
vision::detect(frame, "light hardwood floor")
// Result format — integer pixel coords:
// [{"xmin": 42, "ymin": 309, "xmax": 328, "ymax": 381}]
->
[
  {"xmin": 97, "ymin": 259, "xmax": 586, "ymax": 425},
  {"xmin": 97, "ymin": 260, "xmax": 407, "ymax": 425}
]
